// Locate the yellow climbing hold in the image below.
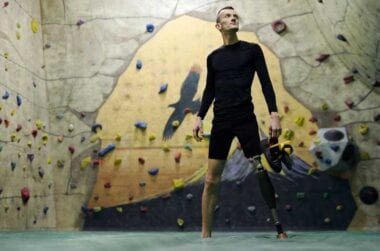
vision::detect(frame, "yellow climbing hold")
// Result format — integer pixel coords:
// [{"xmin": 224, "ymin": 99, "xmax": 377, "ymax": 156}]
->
[
  {"xmin": 359, "ymin": 124, "xmax": 369, "ymax": 135},
  {"xmin": 162, "ymin": 144, "xmax": 170, "ymax": 152},
  {"xmin": 47, "ymin": 157, "xmax": 52, "ymax": 164},
  {"xmin": 81, "ymin": 156, "xmax": 92, "ymax": 170},
  {"xmin": 27, "ymin": 141, "xmax": 32, "ymax": 148},
  {"xmin": 90, "ymin": 134, "xmax": 99, "ymax": 143},
  {"xmin": 93, "ymin": 206, "xmax": 102, "ymax": 213},
  {"xmin": 116, "ymin": 207, "xmax": 123, "ymax": 213},
  {"xmin": 31, "ymin": 19, "xmax": 39, "ymax": 33},
  {"xmin": 16, "ymin": 22, "xmax": 21, "ymax": 28},
  {"xmin": 42, "ymin": 134, "xmax": 48, "ymax": 145},
  {"xmin": 283, "ymin": 129, "xmax": 294, "ymax": 140},
  {"xmin": 294, "ymin": 116, "xmax": 305, "ymax": 126},
  {"xmin": 10, "ymin": 109, "xmax": 17, "ymax": 116},
  {"xmin": 17, "ymin": 152, "xmax": 21, "ymax": 158},
  {"xmin": 10, "ymin": 133, "xmax": 17, "ymax": 142},
  {"xmin": 114, "ymin": 158, "xmax": 122, "ymax": 166},
  {"xmin": 308, "ymin": 167, "xmax": 318, "ymax": 175},
  {"xmin": 360, "ymin": 151, "xmax": 370, "ymax": 160},
  {"xmin": 4, "ymin": 52, "xmax": 9, "ymax": 59},
  {"xmin": 35, "ymin": 119, "xmax": 44, "ymax": 129},
  {"xmin": 16, "ymin": 31, "xmax": 21, "ymax": 40},
  {"xmin": 172, "ymin": 120, "xmax": 180, "ymax": 128},
  {"xmin": 185, "ymin": 134, "xmax": 193, "ymax": 140},
  {"xmin": 177, "ymin": 218, "xmax": 184, "ymax": 227},
  {"xmin": 321, "ymin": 102, "xmax": 329, "ymax": 111},
  {"xmin": 148, "ymin": 134, "xmax": 156, "ymax": 141},
  {"xmin": 115, "ymin": 133, "xmax": 122, "ymax": 141},
  {"xmin": 173, "ymin": 178, "xmax": 185, "ymax": 190},
  {"xmin": 313, "ymin": 137, "xmax": 321, "ymax": 145}
]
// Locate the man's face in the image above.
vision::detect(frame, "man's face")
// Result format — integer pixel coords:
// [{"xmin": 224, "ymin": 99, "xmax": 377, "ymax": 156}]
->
[{"xmin": 216, "ymin": 9, "xmax": 239, "ymax": 32}]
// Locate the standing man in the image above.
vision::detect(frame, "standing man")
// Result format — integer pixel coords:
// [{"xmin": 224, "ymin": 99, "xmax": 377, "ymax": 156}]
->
[{"xmin": 193, "ymin": 6, "xmax": 288, "ymax": 239}]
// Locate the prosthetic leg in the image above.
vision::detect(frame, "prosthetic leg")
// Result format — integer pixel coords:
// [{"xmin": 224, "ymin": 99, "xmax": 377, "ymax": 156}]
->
[
  {"xmin": 251, "ymin": 156, "xmax": 287, "ymax": 239},
  {"xmin": 260, "ymin": 137, "xmax": 293, "ymax": 173}
]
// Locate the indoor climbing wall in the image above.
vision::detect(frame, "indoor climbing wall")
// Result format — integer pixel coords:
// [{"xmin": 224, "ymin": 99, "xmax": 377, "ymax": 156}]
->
[
  {"xmin": 1, "ymin": 0, "xmax": 379, "ymax": 231},
  {"xmin": 0, "ymin": 0, "xmax": 53, "ymax": 229}
]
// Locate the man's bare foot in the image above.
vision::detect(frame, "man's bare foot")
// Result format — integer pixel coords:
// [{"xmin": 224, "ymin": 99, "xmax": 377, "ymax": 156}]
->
[
  {"xmin": 277, "ymin": 232, "xmax": 288, "ymax": 239},
  {"xmin": 201, "ymin": 231, "xmax": 211, "ymax": 238}
]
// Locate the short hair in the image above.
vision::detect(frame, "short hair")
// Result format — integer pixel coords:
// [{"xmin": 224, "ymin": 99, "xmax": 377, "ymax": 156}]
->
[{"xmin": 216, "ymin": 6, "xmax": 234, "ymax": 23}]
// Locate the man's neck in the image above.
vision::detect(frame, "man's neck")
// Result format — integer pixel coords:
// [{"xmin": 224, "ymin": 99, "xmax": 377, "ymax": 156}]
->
[{"xmin": 222, "ymin": 31, "xmax": 239, "ymax": 46}]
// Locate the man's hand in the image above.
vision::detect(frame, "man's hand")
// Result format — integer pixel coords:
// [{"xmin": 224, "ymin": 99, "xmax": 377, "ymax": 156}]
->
[
  {"xmin": 269, "ymin": 112, "xmax": 281, "ymax": 138},
  {"xmin": 193, "ymin": 116, "xmax": 204, "ymax": 142}
]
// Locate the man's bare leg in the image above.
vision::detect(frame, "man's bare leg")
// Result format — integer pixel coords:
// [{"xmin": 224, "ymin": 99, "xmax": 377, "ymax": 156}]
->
[{"xmin": 201, "ymin": 159, "xmax": 226, "ymax": 238}]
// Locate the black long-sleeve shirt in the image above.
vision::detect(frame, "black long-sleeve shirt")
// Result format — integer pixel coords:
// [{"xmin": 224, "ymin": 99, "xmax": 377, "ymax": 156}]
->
[{"xmin": 197, "ymin": 41, "xmax": 278, "ymax": 122}]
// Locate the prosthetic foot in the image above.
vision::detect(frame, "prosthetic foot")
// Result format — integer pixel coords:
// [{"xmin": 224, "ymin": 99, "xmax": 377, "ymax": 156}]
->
[{"xmin": 260, "ymin": 137, "xmax": 293, "ymax": 173}]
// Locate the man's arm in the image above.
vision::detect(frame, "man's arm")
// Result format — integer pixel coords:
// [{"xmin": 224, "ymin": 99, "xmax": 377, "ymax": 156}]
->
[
  {"xmin": 194, "ymin": 56, "xmax": 215, "ymax": 141},
  {"xmin": 254, "ymin": 44, "xmax": 281, "ymax": 138}
]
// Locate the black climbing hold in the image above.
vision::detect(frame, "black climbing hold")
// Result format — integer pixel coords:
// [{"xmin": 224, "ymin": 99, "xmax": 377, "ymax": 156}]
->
[
  {"xmin": 359, "ymin": 186, "xmax": 378, "ymax": 205},
  {"xmin": 336, "ymin": 34, "xmax": 348, "ymax": 42},
  {"xmin": 91, "ymin": 123, "xmax": 103, "ymax": 133}
]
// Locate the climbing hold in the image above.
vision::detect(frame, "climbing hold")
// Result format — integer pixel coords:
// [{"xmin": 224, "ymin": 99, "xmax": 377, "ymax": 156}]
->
[
  {"xmin": 68, "ymin": 124, "xmax": 75, "ymax": 132},
  {"xmin": 184, "ymin": 144, "xmax": 192, "ymax": 151},
  {"xmin": 343, "ymin": 75, "xmax": 354, "ymax": 84},
  {"xmin": 177, "ymin": 218, "xmax": 185, "ymax": 227},
  {"xmin": 247, "ymin": 206, "xmax": 256, "ymax": 213},
  {"xmin": 42, "ymin": 134, "xmax": 48, "ymax": 145},
  {"xmin": 136, "ymin": 60, "xmax": 143, "ymax": 70},
  {"xmin": 174, "ymin": 152, "xmax": 181, "ymax": 163},
  {"xmin": 186, "ymin": 193, "xmax": 193, "ymax": 200},
  {"xmin": 139, "ymin": 181, "xmax": 146, "ymax": 187},
  {"xmin": 90, "ymin": 134, "xmax": 99, "ymax": 143},
  {"xmin": 93, "ymin": 207, "xmax": 102, "ymax": 213},
  {"xmin": 334, "ymin": 114, "xmax": 341, "ymax": 122},
  {"xmin": 76, "ymin": 19, "xmax": 85, "ymax": 26},
  {"xmin": 374, "ymin": 114, "xmax": 380, "ymax": 122},
  {"xmin": 321, "ymin": 102, "xmax": 329, "ymax": 110},
  {"xmin": 345, "ymin": 99, "xmax": 354, "ymax": 109},
  {"xmin": 185, "ymin": 134, "xmax": 193, "ymax": 141},
  {"xmin": 336, "ymin": 34, "xmax": 348, "ymax": 42},
  {"xmin": 35, "ymin": 120, "xmax": 44, "ymax": 129},
  {"xmin": 92, "ymin": 159, "xmax": 100, "ymax": 167},
  {"xmin": 114, "ymin": 158, "xmax": 122, "ymax": 166},
  {"xmin": 296, "ymin": 192, "xmax": 305, "ymax": 199},
  {"xmin": 16, "ymin": 31, "xmax": 20, "ymax": 39},
  {"xmin": 115, "ymin": 133, "xmax": 122, "ymax": 141},
  {"xmin": 57, "ymin": 134, "xmax": 64, "ymax": 142},
  {"xmin": 4, "ymin": 119, "xmax": 9, "ymax": 128},
  {"xmin": 330, "ymin": 144, "xmax": 340, "ymax": 152},
  {"xmin": 373, "ymin": 80, "xmax": 380, "ymax": 87},
  {"xmin": 309, "ymin": 116, "xmax": 318, "ymax": 123},
  {"xmin": 80, "ymin": 136, "xmax": 86, "ymax": 143},
  {"xmin": 104, "ymin": 182, "xmax": 112, "ymax": 189},
  {"xmin": 56, "ymin": 159, "xmax": 65, "ymax": 168},
  {"xmin": 271, "ymin": 20, "xmax": 287, "ymax": 34},
  {"xmin": 2, "ymin": 91, "xmax": 10, "ymax": 99},
  {"xmin": 43, "ymin": 206, "xmax": 49, "ymax": 214},
  {"xmin": 134, "ymin": 121, "xmax": 147, "ymax": 129},
  {"xmin": 162, "ymin": 144, "xmax": 170, "ymax": 152},
  {"xmin": 148, "ymin": 168, "xmax": 159, "ymax": 176},
  {"xmin": 16, "ymin": 124, "xmax": 22, "ymax": 132},
  {"xmin": 283, "ymin": 129, "xmax": 294, "ymax": 140},
  {"xmin": 323, "ymin": 192, "xmax": 329, "ymax": 199},
  {"xmin": 294, "ymin": 116, "xmax": 305, "ymax": 126},
  {"xmin": 298, "ymin": 141, "xmax": 304, "ymax": 147},
  {"xmin": 31, "ymin": 19, "xmax": 39, "ymax": 33},
  {"xmin": 38, "ymin": 168, "xmax": 44, "ymax": 178},
  {"xmin": 31, "ymin": 129, "xmax": 38, "ymax": 138},
  {"xmin": 359, "ymin": 186, "xmax": 378, "ymax": 205},
  {"xmin": 10, "ymin": 133, "xmax": 17, "ymax": 142},
  {"xmin": 183, "ymin": 108, "xmax": 192, "ymax": 114},
  {"xmin": 309, "ymin": 129, "xmax": 317, "ymax": 136},
  {"xmin": 138, "ymin": 157, "xmax": 145, "ymax": 165},
  {"xmin": 44, "ymin": 43, "xmax": 51, "ymax": 49},
  {"xmin": 173, "ymin": 178, "xmax": 185, "ymax": 190},
  {"xmin": 148, "ymin": 135, "xmax": 156, "ymax": 141},
  {"xmin": 3, "ymin": 2, "xmax": 9, "ymax": 7},
  {"xmin": 56, "ymin": 113, "xmax": 64, "ymax": 120},
  {"xmin": 336, "ymin": 205, "xmax": 343, "ymax": 211},
  {"xmin": 11, "ymin": 161, "xmax": 16, "ymax": 171},
  {"xmin": 324, "ymin": 217, "xmax": 331, "ymax": 224},
  {"xmin": 359, "ymin": 124, "xmax": 369, "ymax": 135},
  {"xmin": 91, "ymin": 123, "xmax": 103, "ymax": 133},
  {"xmin": 81, "ymin": 156, "xmax": 91, "ymax": 170},
  {"xmin": 10, "ymin": 109, "xmax": 17, "ymax": 116},
  {"xmin": 21, "ymin": 187, "xmax": 30, "ymax": 204},
  {"xmin": 360, "ymin": 151, "xmax": 370, "ymax": 160},
  {"xmin": 16, "ymin": 95, "xmax": 22, "ymax": 106},
  {"xmin": 315, "ymin": 54, "xmax": 330, "ymax": 62},
  {"xmin": 27, "ymin": 153, "xmax": 34, "ymax": 162},
  {"xmin": 324, "ymin": 158, "xmax": 332, "ymax": 165},
  {"xmin": 146, "ymin": 23, "xmax": 155, "ymax": 33},
  {"xmin": 283, "ymin": 105, "xmax": 289, "ymax": 113},
  {"xmin": 116, "ymin": 207, "xmax": 123, "ymax": 213},
  {"xmin": 314, "ymin": 149, "xmax": 323, "ymax": 159},
  {"xmin": 172, "ymin": 120, "xmax": 180, "ymax": 128},
  {"xmin": 98, "ymin": 144, "xmax": 116, "ymax": 157},
  {"xmin": 158, "ymin": 83, "xmax": 168, "ymax": 94},
  {"xmin": 139, "ymin": 206, "xmax": 148, "ymax": 213}
]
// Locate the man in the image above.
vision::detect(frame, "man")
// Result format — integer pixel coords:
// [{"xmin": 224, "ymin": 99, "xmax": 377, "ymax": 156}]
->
[{"xmin": 193, "ymin": 6, "xmax": 288, "ymax": 239}]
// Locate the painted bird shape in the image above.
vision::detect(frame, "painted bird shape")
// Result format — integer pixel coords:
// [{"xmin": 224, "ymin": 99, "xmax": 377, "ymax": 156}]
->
[{"xmin": 162, "ymin": 65, "xmax": 202, "ymax": 140}]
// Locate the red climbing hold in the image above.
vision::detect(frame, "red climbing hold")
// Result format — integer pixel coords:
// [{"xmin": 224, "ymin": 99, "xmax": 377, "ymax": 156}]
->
[
  {"xmin": 4, "ymin": 119, "xmax": 9, "ymax": 128},
  {"xmin": 183, "ymin": 108, "xmax": 192, "ymax": 114},
  {"xmin": 31, "ymin": 129, "xmax": 38, "ymax": 137},
  {"xmin": 283, "ymin": 105, "xmax": 289, "ymax": 113},
  {"xmin": 345, "ymin": 99, "xmax": 354, "ymax": 109},
  {"xmin": 309, "ymin": 116, "xmax": 318, "ymax": 123},
  {"xmin": 21, "ymin": 187, "xmax": 30, "ymax": 204},
  {"xmin": 3, "ymin": 2, "xmax": 9, "ymax": 8},
  {"xmin": 68, "ymin": 146, "xmax": 75, "ymax": 154},
  {"xmin": 298, "ymin": 141, "xmax": 304, "ymax": 147},
  {"xmin": 315, "ymin": 54, "xmax": 330, "ymax": 62},
  {"xmin": 104, "ymin": 182, "xmax": 111, "ymax": 189},
  {"xmin": 174, "ymin": 152, "xmax": 181, "ymax": 163},
  {"xmin": 343, "ymin": 75, "xmax": 354, "ymax": 84},
  {"xmin": 138, "ymin": 157, "xmax": 145, "ymax": 165},
  {"xmin": 271, "ymin": 20, "xmax": 287, "ymax": 34},
  {"xmin": 334, "ymin": 114, "xmax": 341, "ymax": 122},
  {"xmin": 92, "ymin": 159, "xmax": 100, "ymax": 167},
  {"xmin": 309, "ymin": 129, "xmax": 317, "ymax": 135}
]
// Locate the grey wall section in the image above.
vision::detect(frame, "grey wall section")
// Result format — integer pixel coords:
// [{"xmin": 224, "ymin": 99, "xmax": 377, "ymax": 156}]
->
[{"xmin": 0, "ymin": 0, "xmax": 379, "ymax": 230}]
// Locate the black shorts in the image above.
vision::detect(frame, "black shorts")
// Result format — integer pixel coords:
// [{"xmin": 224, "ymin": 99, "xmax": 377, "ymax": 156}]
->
[{"xmin": 209, "ymin": 116, "xmax": 262, "ymax": 160}]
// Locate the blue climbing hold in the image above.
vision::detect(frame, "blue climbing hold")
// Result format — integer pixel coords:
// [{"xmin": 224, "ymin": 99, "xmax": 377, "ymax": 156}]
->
[
  {"xmin": 11, "ymin": 161, "xmax": 16, "ymax": 171},
  {"xmin": 146, "ymin": 23, "xmax": 155, "ymax": 33},
  {"xmin": 158, "ymin": 83, "xmax": 168, "ymax": 94},
  {"xmin": 330, "ymin": 144, "xmax": 340, "ymax": 152},
  {"xmin": 135, "ymin": 121, "xmax": 147, "ymax": 130},
  {"xmin": 148, "ymin": 168, "xmax": 159, "ymax": 176},
  {"xmin": 324, "ymin": 158, "xmax": 332, "ymax": 165},
  {"xmin": 136, "ymin": 60, "xmax": 143, "ymax": 70},
  {"xmin": 2, "ymin": 91, "xmax": 10, "ymax": 99},
  {"xmin": 43, "ymin": 206, "xmax": 49, "ymax": 214},
  {"xmin": 16, "ymin": 95, "xmax": 22, "ymax": 106},
  {"xmin": 91, "ymin": 123, "xmax": 103, "ymax": 133},
  {"xmin": 98, "ymin": 144, "xmax": 116, "ymax": 157}
]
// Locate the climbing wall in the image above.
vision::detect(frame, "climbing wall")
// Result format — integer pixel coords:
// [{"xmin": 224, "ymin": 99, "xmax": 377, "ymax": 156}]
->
[
  {"xmin": 0, "ymin": 0, "xmax": 53, "ymax": 229},
  {"xmin": 0, "ymin": 0, "xmax": 379, "ymax": 231}
]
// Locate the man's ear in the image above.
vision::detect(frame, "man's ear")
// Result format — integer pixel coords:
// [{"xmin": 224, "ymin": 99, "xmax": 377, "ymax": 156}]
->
[{"xmin": 215, "ymin": 23, "xmax": 221, "ymax": 31}]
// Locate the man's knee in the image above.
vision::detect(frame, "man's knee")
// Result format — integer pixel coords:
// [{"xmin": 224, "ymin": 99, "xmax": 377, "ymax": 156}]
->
[{"xmin": 204, "ymin": 175, "xmax": 221, "ymax": 191}]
